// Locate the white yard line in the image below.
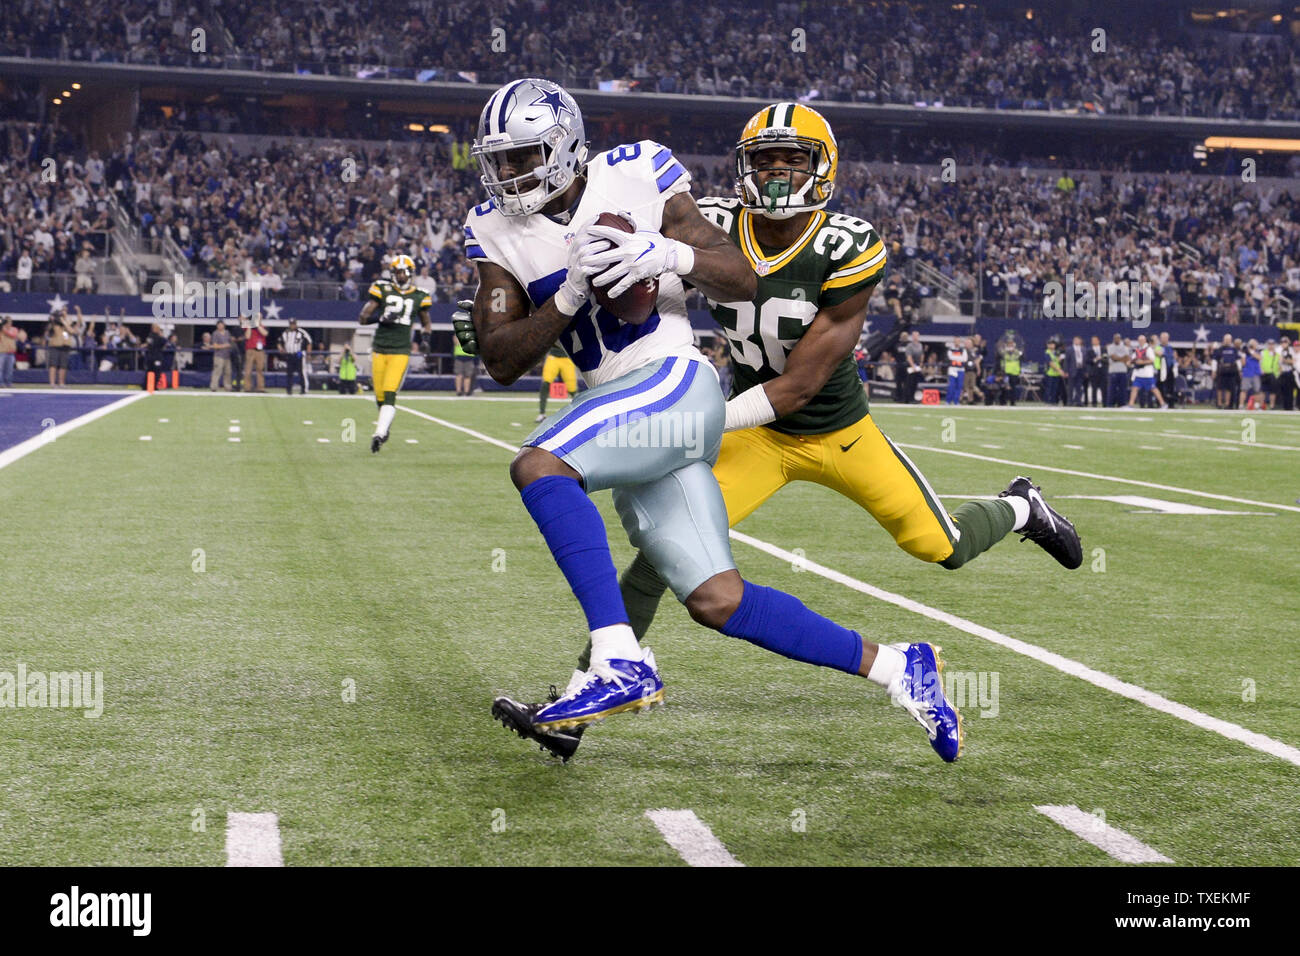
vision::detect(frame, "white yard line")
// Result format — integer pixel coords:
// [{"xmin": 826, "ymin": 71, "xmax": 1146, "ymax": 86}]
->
[
  {"xmin": 645, "ymin": 810, "xmax": 743, "ymax": 867},
  {"xmin": 893, "ymin": 442, "xmax": 1300, "ymax": 514},
  {"xmin": 409, "ymin": 412, "xmax": 1300, "ymax": 770},
  {"xmin": 0, "ymin": 392, "xmax": 148, "ymax": 472},
  {"xmin": 1034, "ymin": 805, "xmax": 1173, "ymax": 863},
  {"xmin": 395, "ymin": 402, "xmax": 520, "ymax": 452},
  {"xmin": 225, "ymin": 812, "xmax": 284, "ymax": 867},
  {"xmin": 908, "ymin": 413, "xmax": 1300, "ymax": 451},
  {"xmin": 730, "ymin": 530, "xmax": 1300, "ymax": 769}
]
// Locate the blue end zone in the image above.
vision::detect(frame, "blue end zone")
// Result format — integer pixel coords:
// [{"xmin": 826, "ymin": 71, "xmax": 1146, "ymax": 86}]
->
[{"xmin": 0, "ymin": 393, "xmax": 128, "ymax": 454}]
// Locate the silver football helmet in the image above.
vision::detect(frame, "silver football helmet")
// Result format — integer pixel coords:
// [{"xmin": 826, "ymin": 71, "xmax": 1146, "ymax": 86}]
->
[{"xmin": 472, "ymin": 78, "xmax": 588, "ymax": 217}]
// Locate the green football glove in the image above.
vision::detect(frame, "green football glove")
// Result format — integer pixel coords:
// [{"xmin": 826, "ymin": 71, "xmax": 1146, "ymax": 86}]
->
[{"xmin": 451, "ymin": 299, "xmax": 478, "ymax": 356}]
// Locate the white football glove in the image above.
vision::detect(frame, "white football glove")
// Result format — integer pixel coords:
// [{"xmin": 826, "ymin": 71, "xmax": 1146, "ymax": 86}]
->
[
  {"xmin": 585, "ymin": 221, "xmax": 695, "ymax": 299},
  {"xmin": 554, "ymin": 216, "xmax": 607, "ymax": 316}
]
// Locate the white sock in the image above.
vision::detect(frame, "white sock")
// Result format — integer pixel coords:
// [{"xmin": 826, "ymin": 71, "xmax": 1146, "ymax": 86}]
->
[
  {"xmin": 376, "ymin": 404, "xmax": 396, "ymax": 437},
  {"xmin": 589, "ymin": 624, "xmax": 642, "ymax": 665},
  {"xmin": 866, "ymin": 643, "xmax": 906, "ymax": 689},
  {"xmin": 1006, "ymin": 495, "xmax": 1031, "ymax": 531}
]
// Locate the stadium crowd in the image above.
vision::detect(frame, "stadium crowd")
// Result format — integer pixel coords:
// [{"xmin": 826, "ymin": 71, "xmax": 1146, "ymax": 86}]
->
[
  {"xmin": 2, "ymin": 0, "xmax": 1298, "ymax": 119},
  {"xmin": 4, "ymin": 122, "xmax": 1300, "ymax": 328},
  {"xmin": 0, "ymin": 122, "xmax": 116, "ymax": 290},
  {"xmin": 849, "ymin": 164, "xmax": 1300, "ymax": 325}
]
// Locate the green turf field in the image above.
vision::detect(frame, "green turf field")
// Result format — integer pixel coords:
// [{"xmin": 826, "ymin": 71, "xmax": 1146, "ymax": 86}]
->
[{"xmin": 3, "ymin": 390, "xmax": 1298, "ymax": 866}]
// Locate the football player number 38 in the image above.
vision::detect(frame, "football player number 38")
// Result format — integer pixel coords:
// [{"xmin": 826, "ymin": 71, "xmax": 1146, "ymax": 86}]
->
[
  {"xmin": 712, "ymin": 297, "xmax": 817, "ymax": 374},
  {"xmin": 383, "ymin": 295, "xmax": 414, "ymax": 325}
]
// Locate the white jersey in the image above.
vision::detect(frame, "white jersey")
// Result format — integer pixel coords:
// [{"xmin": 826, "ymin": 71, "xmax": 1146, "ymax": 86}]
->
[{"xmin": 463, "ymin": 139, "xmax": 704, "ymax": 388}]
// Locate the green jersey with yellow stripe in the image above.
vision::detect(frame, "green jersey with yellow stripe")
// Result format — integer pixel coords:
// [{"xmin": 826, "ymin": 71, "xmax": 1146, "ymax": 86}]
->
[
  {"xmin": 697, "ymin": 196, "xmax": 886, "ymax": 434},
  {"xmin": 366, "ymin": 280, "xmax": 431, "ymax": 354}
]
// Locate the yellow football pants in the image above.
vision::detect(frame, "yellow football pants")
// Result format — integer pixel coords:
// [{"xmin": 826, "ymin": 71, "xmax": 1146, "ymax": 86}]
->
[
  {"xmin": 714, "ymin": 413, "xmax": 959, "ymax": 563},
  {"xmin": 542, "ymin": 354, "xmax": 579, "ymax": 395},
  {"xmin": 371, "ymin": 352, "xmax": 410, "ymax": 405}
]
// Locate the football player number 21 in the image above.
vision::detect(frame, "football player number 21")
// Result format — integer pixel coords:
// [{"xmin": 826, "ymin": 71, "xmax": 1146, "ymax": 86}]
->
[{"xmin": 383, "ymin": 295, "xmax": 414, "ymax": 325}]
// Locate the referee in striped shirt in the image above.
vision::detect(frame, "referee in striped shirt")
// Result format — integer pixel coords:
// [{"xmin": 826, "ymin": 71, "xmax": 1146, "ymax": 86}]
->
[{"xmin": 280, "ymin": 319, "xmax": 312, "ymax": 395}]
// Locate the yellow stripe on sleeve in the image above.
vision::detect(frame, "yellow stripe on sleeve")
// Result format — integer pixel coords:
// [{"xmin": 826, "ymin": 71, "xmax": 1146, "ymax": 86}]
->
[
  {"xmin": 822, "ymin": 256, "xmax": 886, "ymax": 291},
  {"xmin": 827, "ymin": 240, "xmax": 885, "ymax": 278}
]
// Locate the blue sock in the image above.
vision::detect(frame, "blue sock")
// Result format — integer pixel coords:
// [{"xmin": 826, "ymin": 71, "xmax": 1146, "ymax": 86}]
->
[
  {"xmin": 720, "ymin": 581, "xmax": 863, "ymax": 675},
  {"xmin": 519, "ymin": 475, "xmax": 628, "ymax": 632}
]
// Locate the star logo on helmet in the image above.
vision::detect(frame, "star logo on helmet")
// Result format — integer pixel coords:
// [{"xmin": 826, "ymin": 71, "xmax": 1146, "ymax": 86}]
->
[{"xmin": 529, "ymin": 89, "xmax": 575, "ymax": 124}]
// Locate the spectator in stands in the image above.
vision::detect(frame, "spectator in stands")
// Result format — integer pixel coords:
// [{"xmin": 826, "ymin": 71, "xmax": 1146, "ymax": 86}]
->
[
  {"xmin": 413, "ymin": 264, "xmax": 437, "ymax": 299},
  {"xmin": 15, "ymin": 248, "xmax": 32, "ymax": 291},
  {"xmin": 210, "ymin": 320, "xmax": 233, "ymax": 391},
  {"xmin": 0, "ymin": 317, "xmax": 16, "ymax": 387},
  {"xmin": 1106, "ymin": 333, "xmax": 1131, "ymax": 408},
  {"xmin": 73, "ymin": 248, "xmax": 95, "ymax": 293},
  {"xmin": 242, "ymin": 312, "xmax": 268, "ymax": 392}
]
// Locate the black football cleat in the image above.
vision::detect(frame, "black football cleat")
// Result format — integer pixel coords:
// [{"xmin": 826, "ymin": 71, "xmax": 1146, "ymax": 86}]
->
[
  {"xmin": 492, "ymin": 687, "xmax": 586, "ymax": 762},
  {"xmin": 370, "ymin": 432, "xmax": 388, "ymax": 454},
  {"xmin": 999, "ymin": 476, "xmax": 1083, "ymax": 569}
]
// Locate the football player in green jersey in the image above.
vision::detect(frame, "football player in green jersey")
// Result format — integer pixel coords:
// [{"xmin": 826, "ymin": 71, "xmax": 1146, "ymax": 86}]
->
[
  {"xmin": 359, "ymin": 254, "xmax": 431, "ymax": 453},
  {"xmin": 612, "ymin": 103, "xmax": 1082, "ymax": 633}
]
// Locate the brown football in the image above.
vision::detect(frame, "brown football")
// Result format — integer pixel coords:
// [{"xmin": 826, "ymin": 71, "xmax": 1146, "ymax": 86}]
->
[{"xmin": 589, "ymin": 211, "xmax": 658, "ymax": 325}]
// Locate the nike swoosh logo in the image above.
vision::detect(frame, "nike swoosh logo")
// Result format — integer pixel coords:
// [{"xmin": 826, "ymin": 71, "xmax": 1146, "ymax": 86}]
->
[
  {"xmin": 1026, "ymin": 486, "xmax": 1056, "ymax": 532},
  {"xmin": 840, "ymin": 435, "xmax": 862, "ymax": 452}
]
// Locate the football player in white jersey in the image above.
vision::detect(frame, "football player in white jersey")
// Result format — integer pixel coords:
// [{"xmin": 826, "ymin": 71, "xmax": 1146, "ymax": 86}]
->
[{"xmin": 458, "ymin": 79, "xmax": 961, "ymax": 763}]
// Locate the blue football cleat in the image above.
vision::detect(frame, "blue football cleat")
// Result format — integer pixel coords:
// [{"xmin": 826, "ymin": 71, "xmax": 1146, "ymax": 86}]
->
[
  {"xmin": 890, "ymin": 642, "xmax": 963, "ymax": 762},
  {"xmin": 532, "ymin": 650, "xmax": 664, "ymax": 731}
]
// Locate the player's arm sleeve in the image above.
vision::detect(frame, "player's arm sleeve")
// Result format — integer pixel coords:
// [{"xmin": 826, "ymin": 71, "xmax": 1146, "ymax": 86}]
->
[
  {"xmin": 602, "ymin": 141, "xmax": 694, "ymax": 230},
  {"xmin": 820, "ymin": 221, "xmax": 888, "ymax": 307},
  {"xmin": 462, "ymin": 208, "xmax": 493, "ymax": 263},
  {"xmin": 642, "ymin": 141, "xmax": 692, "ymax": 202}
]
